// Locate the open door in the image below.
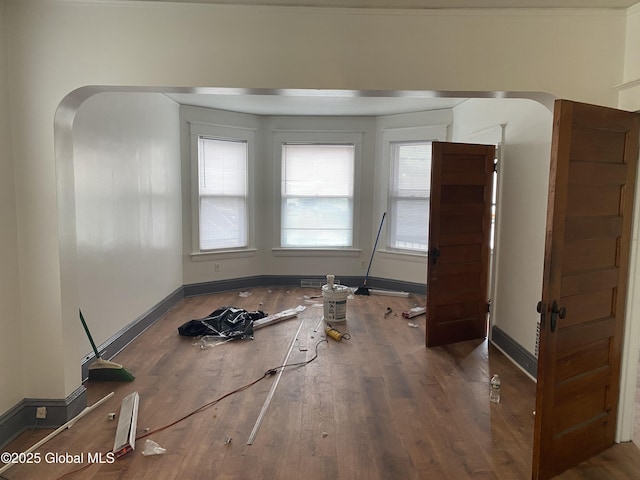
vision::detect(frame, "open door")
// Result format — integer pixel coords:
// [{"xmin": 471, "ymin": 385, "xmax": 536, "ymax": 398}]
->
[
  {"xmin": 533, "ymin": 100, "xmax": 640, "ymax": 479},
  {"xmin": 426, "ymin": 142, "xmax": 495, "ymax": 347}
]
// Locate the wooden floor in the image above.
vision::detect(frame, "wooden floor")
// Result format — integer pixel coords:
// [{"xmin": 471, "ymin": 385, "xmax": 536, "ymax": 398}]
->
[{"xmin": 2, "ymin": 287, "xmax": 640, "ymax": 479}]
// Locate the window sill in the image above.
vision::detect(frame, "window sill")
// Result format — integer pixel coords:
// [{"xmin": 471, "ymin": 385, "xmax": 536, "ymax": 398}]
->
[
  {"xmin": 191, "ymin": 248, "xmax": 258, "ymax": 262},
  {"xmin": 378, "ymin": 249, "xmax": 427, "ymax": 263},
  {"xmin": 272, "ymin": 248, "xmax": 361, "ymax": 257}
]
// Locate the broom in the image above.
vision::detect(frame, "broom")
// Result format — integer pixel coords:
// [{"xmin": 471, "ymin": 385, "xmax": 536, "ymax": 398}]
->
[
  {"xmin": 355, "ymin": 212, "xmax": 386, "ymax": 296},
  {"xmin": 79, "ymin": 309, "xmax": 135, "ymax": 382}
]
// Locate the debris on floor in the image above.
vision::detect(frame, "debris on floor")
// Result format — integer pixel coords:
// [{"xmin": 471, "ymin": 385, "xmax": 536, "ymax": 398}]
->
[
  {"xmin": 0, "ymin": 392, "xmax": 114, "ymax": 477},
  {"xmin": 402, "ymin": 306, "xmax": 426, "ymax": 319},
  {"xmin": 325, "ymin": 325, "xmax": 351, "ymax": 341},
  {"xmin": 369, "ymin": 289, "xmax": 410, "ymax": 298},
  {"xmin": 142, "ymin": 439, "xmax": 167, "ymax": 456},
  {"xmin": 113, "ymin": 391, "xmax": 139, "ymax": 459},
  {"xmin": 253, "ymin": 306, "xmax": 306, "ymax": 330},
  {"xmin": 199, "ymin": 337, "xmax": 234, "ymax": 349},
  {"xmin": 178, "ymin": 307, "xmax": 265, "ymax": 339}
]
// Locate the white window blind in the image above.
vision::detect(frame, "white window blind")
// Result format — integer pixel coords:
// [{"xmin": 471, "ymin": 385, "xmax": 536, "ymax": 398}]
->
[
  {"xmin": 389, "ymin": 142, "xmax": 431, "ymax": 251},
  {"xmin": 198, "ymin": 137, "xmax": 248, "ymax": 250},
  {"xmin": 281, "ymin": 143, "xmax": 355, "ymax": 247}
]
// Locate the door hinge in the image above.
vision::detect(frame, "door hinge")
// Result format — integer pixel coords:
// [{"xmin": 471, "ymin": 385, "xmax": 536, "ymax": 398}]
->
[
  {"xmin": 487, "ymin": 301, "xmax": 491, "ymax": 313},
  {"xmin": 493, "ymin": 160, "xmax": 498, "ymax": 173}
]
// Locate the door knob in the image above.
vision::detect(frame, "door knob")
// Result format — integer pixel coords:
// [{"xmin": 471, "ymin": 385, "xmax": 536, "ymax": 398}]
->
[
  {"xmin": 550, "ymin": 300, "xmax": 566, "ymax": 333},
  {"xmin": 430, "ymin": 247, "xmax": 441, "ymax": 265}
]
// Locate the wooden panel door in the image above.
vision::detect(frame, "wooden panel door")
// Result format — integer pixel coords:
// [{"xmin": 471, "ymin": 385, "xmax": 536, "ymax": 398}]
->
[
  {"xmin": 426, "ymin": 142, "xmax": 495, "ymax": 347},
  {"xmin": 533, "ymin": 100, "xmax": 640, "ymax": 479}
]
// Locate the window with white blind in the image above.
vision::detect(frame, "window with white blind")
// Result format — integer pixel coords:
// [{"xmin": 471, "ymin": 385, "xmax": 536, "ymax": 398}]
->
[
  {"xmin": 281, "ymin": 143, "xmax": 355, "ymax": 248},
  {"xmin": 388, "ymin": 141, "xmax": 431, "ymax": 252},
  {"xmin": 197, "ymin": 137, "xmax": 248, "ymax": 250}
]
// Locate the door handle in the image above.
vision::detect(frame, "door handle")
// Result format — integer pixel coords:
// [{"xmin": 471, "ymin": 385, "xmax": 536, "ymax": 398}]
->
[
  {"xmin": 550, "ymin": 300, "xmax": 567, "ymax": 333},
  {"xmin": 430, "ymin": 247, "xmax": 441, "ymax": 265}
]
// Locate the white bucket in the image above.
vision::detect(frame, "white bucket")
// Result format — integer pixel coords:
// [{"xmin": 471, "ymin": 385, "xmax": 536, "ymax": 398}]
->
[{"xmin": 322, "ymin": 283, "xmax": 349, "ymax": 323}]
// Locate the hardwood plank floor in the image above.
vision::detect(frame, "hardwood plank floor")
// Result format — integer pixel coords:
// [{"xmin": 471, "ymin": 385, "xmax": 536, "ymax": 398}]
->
[{"xmin": 2, "ymin": 287, "xmax": 640, "ymax": 479}]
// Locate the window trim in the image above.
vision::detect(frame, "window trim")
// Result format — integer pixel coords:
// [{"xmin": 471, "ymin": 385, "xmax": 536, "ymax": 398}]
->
[
  {"xmin": 381, "ymin": 124, "xmax": 448, "ymax": 256},
  {"xmin": 273, "ymin": 130, "xmax": 363, "ymax": 253},
  {"xmin": 388, "ymin": 140, "xmax": 432, "ymax": 253},
  {"xmin": 189, "ymin": 121, "xmax": 256, "ymax": 255}
]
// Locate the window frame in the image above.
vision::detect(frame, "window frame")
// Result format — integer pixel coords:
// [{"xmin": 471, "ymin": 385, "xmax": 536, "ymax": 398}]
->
[
  {"xmin": 190, "ymin": 122, "xmax": 256, "ymax": 256},
  {"xmin": 273, "ymin": 131, "xmax": 363, "ymax": 255},
  {"xmin": 388, "ymin": 140, "xmax": 433, "ymax": 253},
  {"xmin": 381, "ymin": 125, "xmax": 448, "ymax": 257}
]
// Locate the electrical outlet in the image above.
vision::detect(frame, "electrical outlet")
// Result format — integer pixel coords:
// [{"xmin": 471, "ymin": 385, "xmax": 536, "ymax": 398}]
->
[
  {"xmin": 214, "ymin": 263, "xmax": 220, "ymax": 272},
  {"xmin": 36, "ymin": 406, "xmax": 47, "ymax": 419}
]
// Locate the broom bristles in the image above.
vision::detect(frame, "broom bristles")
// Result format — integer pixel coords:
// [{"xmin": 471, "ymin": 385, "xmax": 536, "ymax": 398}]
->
[{"xmin": 88, "ymin": 358, "xmax": 135, "ymax": 382}]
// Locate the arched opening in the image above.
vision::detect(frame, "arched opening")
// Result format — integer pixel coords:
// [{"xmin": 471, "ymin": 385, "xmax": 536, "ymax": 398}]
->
[{"xmin": 56, "ymin": 87, "xmax": 640, "ymax": 450}]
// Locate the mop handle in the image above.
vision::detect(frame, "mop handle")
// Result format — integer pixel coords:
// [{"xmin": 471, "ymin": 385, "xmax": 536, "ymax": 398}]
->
[{"xmin": 364, "ymin": 212, "xmax": 386, "ymax": 280}]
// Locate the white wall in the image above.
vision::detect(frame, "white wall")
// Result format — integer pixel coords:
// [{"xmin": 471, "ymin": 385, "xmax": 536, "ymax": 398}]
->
[
  {"xmin": 1, "ymin": 1, "xmax": 632, "ymax": 412},
  {"xmin": 619, "ymin": 3, "xmax": 640, "ymax": 111},
  {"xmin": 74, "ymin": 92, "xmax": 183, "ymax": 350},
  {"xmin": 452, "ymin": 98, "xmax": 552, "ymax": 356},
  {"xmin": 0, "ymin": 1, "xmax": 24, "ymax": 414}
]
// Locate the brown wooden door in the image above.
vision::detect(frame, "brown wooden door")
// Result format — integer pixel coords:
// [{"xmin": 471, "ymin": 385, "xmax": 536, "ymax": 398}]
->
[
  {"xmin": 426, "ymin": 142, "xmax": 495, "ymax": 347},
  {"xmin": 533, "ymin": 100, "xmax": 640, "ymax": 479}
]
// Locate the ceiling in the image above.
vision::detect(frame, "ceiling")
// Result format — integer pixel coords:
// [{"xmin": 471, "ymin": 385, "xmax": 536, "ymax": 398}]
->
[
  {"xmin": 136, "ymin": 0, "xmax": 638, "ymax": 8},
  {"xmin": 165, "ymin": 91, "xmax": 469, "ymax": 116}
]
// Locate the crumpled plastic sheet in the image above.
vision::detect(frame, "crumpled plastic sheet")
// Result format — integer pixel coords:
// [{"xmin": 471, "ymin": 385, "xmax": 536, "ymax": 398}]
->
[
  {"xmin": 177, "ymin": 306, "xmax": 266, "ymax": 340},
  {"xmin": 142, "ymin": 439, "xmax": 167, "ymax": 456}
]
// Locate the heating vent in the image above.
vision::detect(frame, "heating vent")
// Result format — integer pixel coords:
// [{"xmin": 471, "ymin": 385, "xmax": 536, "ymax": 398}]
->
[{"xmin": 300, "ymin": 278, "xmax": 339, "ymax": 288}]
